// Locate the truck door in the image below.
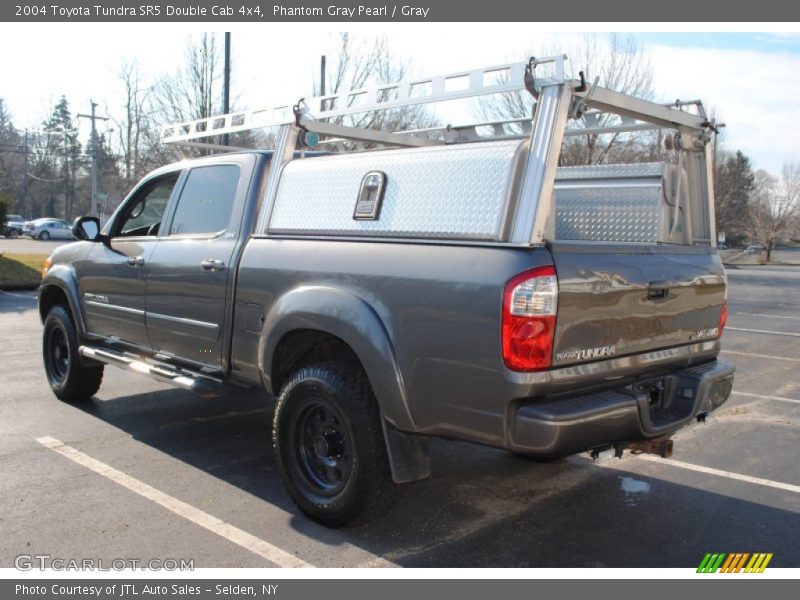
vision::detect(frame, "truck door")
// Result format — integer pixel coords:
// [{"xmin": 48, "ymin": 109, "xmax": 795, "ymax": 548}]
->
[
  {"xmin": 144, "ymin": 160, "xmax": 249, "ymax": 369},
  {"xmin": 81, "ymin": 172, "xmax": 181, "ymax": 350}
]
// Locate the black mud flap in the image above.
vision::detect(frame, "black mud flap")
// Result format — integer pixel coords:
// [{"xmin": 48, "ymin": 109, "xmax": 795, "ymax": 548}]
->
[{"xmin": 380, "ymin": 418, "xmax": 432, "ymax": 484}]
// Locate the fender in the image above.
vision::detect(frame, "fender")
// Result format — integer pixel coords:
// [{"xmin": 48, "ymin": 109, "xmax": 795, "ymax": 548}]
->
[
  {"xmin": 39, "ymin": 264, "xmax": 87, "ymax": 337},
  {"xmin": 259, "ymin": 285, "xmax": 416, "ymax": 432}
]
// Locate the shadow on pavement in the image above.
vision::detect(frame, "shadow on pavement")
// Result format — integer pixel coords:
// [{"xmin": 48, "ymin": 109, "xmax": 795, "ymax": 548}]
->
[{"xmin": 71, "ymin": 385, "xmax": 800, "ymax": 567}]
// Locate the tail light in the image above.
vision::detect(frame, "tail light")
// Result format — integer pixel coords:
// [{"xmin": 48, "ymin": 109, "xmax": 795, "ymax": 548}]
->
[
  {"xmin": 502, "ymin": 265, "xmax": 558, "ymax": 371},
  {"xmin": 718, "ymin": 298, "xmax": 728, "ymax": 337}
]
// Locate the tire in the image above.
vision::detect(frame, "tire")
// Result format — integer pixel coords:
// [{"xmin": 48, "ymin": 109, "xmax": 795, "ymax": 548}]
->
[
  {"xmin": 42, "ymin": 305, "xmax": 103, "ymax": 402},
  {"xmin": 273, "ymin": 362, "xmax": 395, "ymax": 527},
  {"xmin": 10, "ymin": 229, "xmax": 19, "ymax": 239},
  {"xmin": 39, "ymin": 230, "xmax": 50, "ymax": 240}
]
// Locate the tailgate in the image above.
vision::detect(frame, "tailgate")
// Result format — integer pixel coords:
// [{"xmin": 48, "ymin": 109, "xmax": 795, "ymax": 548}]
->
[{"xmin": 549, "ymin": 242, "xmax": 726, "ymax": 367}]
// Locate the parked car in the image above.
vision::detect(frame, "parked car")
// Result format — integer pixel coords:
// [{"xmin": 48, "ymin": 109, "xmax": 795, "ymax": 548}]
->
[
  {"xmin": 38, "ymin": 57, "xmax": 734, "ymax": 526},
  {"xmin": 717, "ymin": 243, "xmax": 728, "ymax": 250},
  {"xmin": 3, "ymin": 214, "xmax": 26, "ymax": 238},
  {"xmin": 745, "ymin": 244, "xmax": 763, "ymax": 255},
  {"xmin": 23, "ymin": 218, "xmax": 74, "ymax": 240}
]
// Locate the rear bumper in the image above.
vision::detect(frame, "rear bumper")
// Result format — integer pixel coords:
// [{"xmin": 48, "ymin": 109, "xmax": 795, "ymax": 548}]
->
[{"xmin": 510, "ymin": 359, "xmax": 734, "ymax": 456}]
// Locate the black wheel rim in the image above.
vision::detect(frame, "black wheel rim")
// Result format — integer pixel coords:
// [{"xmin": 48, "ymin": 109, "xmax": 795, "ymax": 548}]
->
[
  {"xmin": 290, "ymin": 399, "xmax": 353, "ymax": 497},
  {"xmin": 46, "ymin": 325, "xmax": 69, "ymax": 383}
]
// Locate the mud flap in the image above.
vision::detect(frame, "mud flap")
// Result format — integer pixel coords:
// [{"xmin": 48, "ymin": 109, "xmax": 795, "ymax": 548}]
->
[{"xmin": 380, "ymin": 418, "xmax": 431, "ymax": 484}]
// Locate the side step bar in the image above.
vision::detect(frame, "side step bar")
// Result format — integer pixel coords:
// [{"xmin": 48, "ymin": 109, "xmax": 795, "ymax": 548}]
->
[{"xmin": 79, "ymin": 346, "xmax": 226, "ymax": 398}]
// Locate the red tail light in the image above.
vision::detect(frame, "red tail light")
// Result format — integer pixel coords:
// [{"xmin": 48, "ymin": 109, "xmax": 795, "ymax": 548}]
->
[
  {"xmin": 718, "ymin": 298, "xmax": 728, "ymax": 337},
  {"xmin": 502, "ymin": 265, "xmax": 558, "ymax": 371}
]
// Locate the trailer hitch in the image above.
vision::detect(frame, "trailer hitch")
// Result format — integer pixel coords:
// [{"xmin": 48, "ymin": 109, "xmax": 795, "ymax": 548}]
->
[{"xmin": 590, "ymin": 436, "xmax": 674, "ymax": 461}]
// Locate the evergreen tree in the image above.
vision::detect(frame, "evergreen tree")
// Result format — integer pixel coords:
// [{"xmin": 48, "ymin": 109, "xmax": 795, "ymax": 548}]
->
[
  {"xmin": 714, "ymin": 150, "xmax": 756, "ymax": 246},
  {"xmin": 42, "ymin": 96, "xmax": 82, "ymax": 219}
]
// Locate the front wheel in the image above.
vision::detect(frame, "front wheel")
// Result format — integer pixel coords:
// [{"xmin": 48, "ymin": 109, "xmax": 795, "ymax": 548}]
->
[
  {"xmin": 43, "ymin": 305, "xmax": 103, "ymax": 402},
  {"xmin": 10, "ymin": 229, "xmax": 19, "ymax": 239},
  {"xmin": 39, "ymin": 230, "xmax": 50, "ymax": 240},
  {"xmin": 273, "ymin": 362, "xmax": 395, "ymax": 527}
]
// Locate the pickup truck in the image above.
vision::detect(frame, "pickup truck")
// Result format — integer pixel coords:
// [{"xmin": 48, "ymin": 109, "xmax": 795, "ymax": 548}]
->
[{"xmin": 38, "ymin": 58, "xmax": 734, "ymax": 526}]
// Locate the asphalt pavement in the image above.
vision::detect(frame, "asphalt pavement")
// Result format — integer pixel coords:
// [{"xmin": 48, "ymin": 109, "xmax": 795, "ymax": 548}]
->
[{"xmin": 0, "ymin": 265, "xmax": 798, "ymax": 568}]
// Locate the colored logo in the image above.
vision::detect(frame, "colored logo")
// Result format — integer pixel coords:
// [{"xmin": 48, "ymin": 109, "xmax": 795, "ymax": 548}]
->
[{"xmin": 697, "ymin": 552, "xmax": 773, "ymax": 573}]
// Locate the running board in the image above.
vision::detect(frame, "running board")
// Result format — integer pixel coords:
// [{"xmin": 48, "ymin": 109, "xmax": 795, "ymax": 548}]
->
[{"xmin": 79, "ymin": 346, "xmax": 226, "ymax": 398}]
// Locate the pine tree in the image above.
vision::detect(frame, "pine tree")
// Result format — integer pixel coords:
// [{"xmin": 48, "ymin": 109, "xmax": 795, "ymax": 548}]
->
[
  {"xmin": 42, "ymin": 96, "xmax": 82, "ymax": 220},
  {"xmin": 714, "ymin": 150, "xmax": 756, "ymax": 246}
]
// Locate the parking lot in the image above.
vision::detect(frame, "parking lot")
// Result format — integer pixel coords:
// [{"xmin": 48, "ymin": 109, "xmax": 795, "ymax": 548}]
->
[{"xmin": 0, "ymin": 264, "xmax": 798, "ymax": 569}]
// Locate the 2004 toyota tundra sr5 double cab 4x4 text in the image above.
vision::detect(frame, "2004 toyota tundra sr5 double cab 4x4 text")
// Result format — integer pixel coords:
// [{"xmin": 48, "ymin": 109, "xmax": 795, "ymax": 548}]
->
[{"xmin": 38, "ymin": 57, "xmax": 734, "ymax": 526}]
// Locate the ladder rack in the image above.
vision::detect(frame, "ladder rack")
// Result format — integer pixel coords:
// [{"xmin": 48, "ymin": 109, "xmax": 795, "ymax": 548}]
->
[
  {"xmin": 161, "ymin": 56, "xmax": 566, "ymax": 146},
  {"xmin": 159, "ymin": 54, "xmax": 717, "ymax": 248},
  {"xmin": 161, "ymin": 54, "xmax": 710, "ymax": 150}
]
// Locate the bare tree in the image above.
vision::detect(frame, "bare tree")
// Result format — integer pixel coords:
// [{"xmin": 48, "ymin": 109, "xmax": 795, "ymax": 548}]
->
[
  {"xmin": 750, "ymin": 161, "xmax": 800, "ymax": 262},
  {"xmin": 478, "ymin": 34, "xmax": 655, "ymax": 165},
  {"xmin": 114, "ymin": 59, "xmax": 153, "ymax": 185},
  {"xmin": 312, "ymin": 34, "xmax": 437, "ymax": 137}
]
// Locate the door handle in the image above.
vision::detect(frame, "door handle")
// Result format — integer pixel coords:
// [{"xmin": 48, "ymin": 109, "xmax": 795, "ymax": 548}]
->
[
  {"xmin": 200, "ymin": 259, "xmax": 226, "ymax": 272},
  {"xmin": 126, "ymin": 256, "xmax": 145, "ymax": 267}
]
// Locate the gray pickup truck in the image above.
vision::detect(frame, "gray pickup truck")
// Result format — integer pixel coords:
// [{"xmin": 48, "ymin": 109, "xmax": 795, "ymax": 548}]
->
[{"xmin": 38, "ymin": 57, "xmax": 734, "ymax": 526}]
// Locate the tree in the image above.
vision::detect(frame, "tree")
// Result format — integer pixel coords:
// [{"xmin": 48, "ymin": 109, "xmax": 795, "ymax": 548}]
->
[
  {"xmin": 749, "ymin": 162, "xmax": 800, "ymax": 262},
  {"xmin": 478, "ymin": 34, "xmax": 655, "ymax": 165},
  {"xmin": 0, "ymin": 99, "xmax": 23, "ymax": 209},
  {"xmin": 311, "ymin": 34, "xmax": 437, "ymax": 141},
  {"xmin": 714, "ymin": 150, "xmax": 755, "ymax": 247},
  {"xmin": 115, "ymin": 59, "xmax": 153, "ymax": 185},
  {"xmin": 40, "ymin": 96, "xmax": 82, "ymax": 220}
]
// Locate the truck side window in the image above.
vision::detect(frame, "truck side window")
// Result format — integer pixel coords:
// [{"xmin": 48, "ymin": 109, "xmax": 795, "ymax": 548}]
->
[
  {"xmin": 169, "ymin": 165, "xmax": 240, "ymax": 236},
  {"xmin": 117, "ymin": 173, "xmax": 180, "ymax": 237}
]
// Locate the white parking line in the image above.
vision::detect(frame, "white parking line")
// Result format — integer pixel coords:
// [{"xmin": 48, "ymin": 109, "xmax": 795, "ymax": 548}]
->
[
  {"xmin": 723, "ymin": 349, "xmax": 800, "ymax": 363},
  {"xmin": 727, "ymin": 327, "xmax": 800, "ymax": 338},
  {"xmin": 736, "ymin": 311, "xmax": 800, "ymax": 321},
  {"xmin": 36, "ymin": 436, "xmax": 312, "ymax": 568},
  {"xmin": 636, "ymin": 455, "xmax": 800, "ymax": 495},
  {"xmin": 733, "ymin": 391, "xmax": 800, "ymax": 405}
]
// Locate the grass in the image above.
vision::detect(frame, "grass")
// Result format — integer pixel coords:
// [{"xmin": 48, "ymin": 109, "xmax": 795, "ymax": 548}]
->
[{"xmin": 0, "ymin": 253, "xmax": 48, "ymax": 290}]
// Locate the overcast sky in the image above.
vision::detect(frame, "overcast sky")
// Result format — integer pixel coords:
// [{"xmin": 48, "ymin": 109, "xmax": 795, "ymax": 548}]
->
[{"xmin": 1, "ymin": 24, "xmax": 798, "ymax": 174}]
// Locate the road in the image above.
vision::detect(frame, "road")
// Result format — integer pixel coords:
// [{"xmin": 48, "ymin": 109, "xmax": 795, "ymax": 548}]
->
[
  {"xmin": 0, "ymin": 266, "xmax": 798, "ymax": 568},
  {"xmin": 0, "ymin": 237, "xmax": 71, "ymax": 255}
]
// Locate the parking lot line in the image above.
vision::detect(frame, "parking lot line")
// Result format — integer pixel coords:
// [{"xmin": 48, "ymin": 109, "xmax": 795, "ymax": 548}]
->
[
  {"xmin": 736, "ymin": 311, "xmax": 800, "ymax": 321},
  {"xmin": 636, "ymin": 455, "xmax": 800, "ymax": 495},
  {"xmin": 726, "ymin": 327, "xmax": 800, "ymax": 338},
  {"xmin": 733, "ymin": 391, "xmax": 800, "ymax": 405},
  {"xmin": 723, "ymin": 349, "xmax": 800, "ymax": 363},
  {"xmin": 36, "ymin": 436, "xmax": 313, "ymax": 568}
]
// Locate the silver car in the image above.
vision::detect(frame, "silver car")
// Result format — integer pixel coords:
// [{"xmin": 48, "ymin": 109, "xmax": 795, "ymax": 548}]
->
[{"xmin": 23, "ymin": 218, "xmax": 74, "ymax": 241}]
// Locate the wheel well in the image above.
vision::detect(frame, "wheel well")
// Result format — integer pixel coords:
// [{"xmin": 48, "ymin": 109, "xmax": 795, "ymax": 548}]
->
[
  {"xmin": 271, "ymin": 329, "xmax": 362, "ymax": 394},
  {"xmin": 39, "ymin": 285, "xmax": 70, "ymax": 323}
]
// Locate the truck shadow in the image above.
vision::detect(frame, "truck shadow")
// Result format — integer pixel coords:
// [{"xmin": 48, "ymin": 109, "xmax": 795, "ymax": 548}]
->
[{"xmin": 74, "ymin": 386, "xmax": 800, "ymax": 568}]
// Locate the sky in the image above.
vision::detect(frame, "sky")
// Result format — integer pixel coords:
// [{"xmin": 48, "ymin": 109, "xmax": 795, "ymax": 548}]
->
[{"xmin": 0, "ymin": 24, "xmax": 798, "ymax": 174}]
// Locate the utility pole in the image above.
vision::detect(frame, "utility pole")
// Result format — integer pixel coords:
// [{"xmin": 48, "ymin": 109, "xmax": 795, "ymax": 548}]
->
[
  {"xmin": 19, "ymin": 130, "xmax": 31, "ymax": 217},
  {"xmin": 223, "ymin": 32, "xmax": 231, "ymax": 147},
  {"xmin": 320, "ymin": 55, "xmax": 326, "ymax": 96},
  {"xmin": 78, "ymin": 101, "xmax": 109, "ymax": 217}
]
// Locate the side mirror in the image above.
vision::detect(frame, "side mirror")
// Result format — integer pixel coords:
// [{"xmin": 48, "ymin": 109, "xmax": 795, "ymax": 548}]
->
[{"xmin": 72, "ymin": 216, "xmax": 101, "ymax": 241}]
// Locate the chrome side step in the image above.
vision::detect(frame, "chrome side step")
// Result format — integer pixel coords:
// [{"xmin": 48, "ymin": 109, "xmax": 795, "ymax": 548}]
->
[{"xmin": 79, "ymin": 346, "xmax": 226, "ymax": 398}]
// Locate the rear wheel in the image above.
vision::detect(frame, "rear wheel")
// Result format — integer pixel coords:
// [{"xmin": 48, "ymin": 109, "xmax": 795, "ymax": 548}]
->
[
  {"xmin": 10, "ymin": 229, "xmax": 19, "ymax": 239},
  {"xmin": 43, "ymin": 305, "xmax": 103, "ymax": 402},
  {"xmin": 273, "ymin": 362, "xmax": 395, "ymax": 527},
  {"xmin": 39, "ymin": 230, "xmax": 50, "ymax": 241}
]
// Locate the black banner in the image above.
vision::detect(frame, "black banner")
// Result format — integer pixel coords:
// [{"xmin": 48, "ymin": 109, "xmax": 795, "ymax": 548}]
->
[
  {"xmin": 3, "ymin": 579, "xmax": 794, "ymax": 600},
  {"xmin": 2, "ymin": 0, "xmax": 800, "ymax": 21}
]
